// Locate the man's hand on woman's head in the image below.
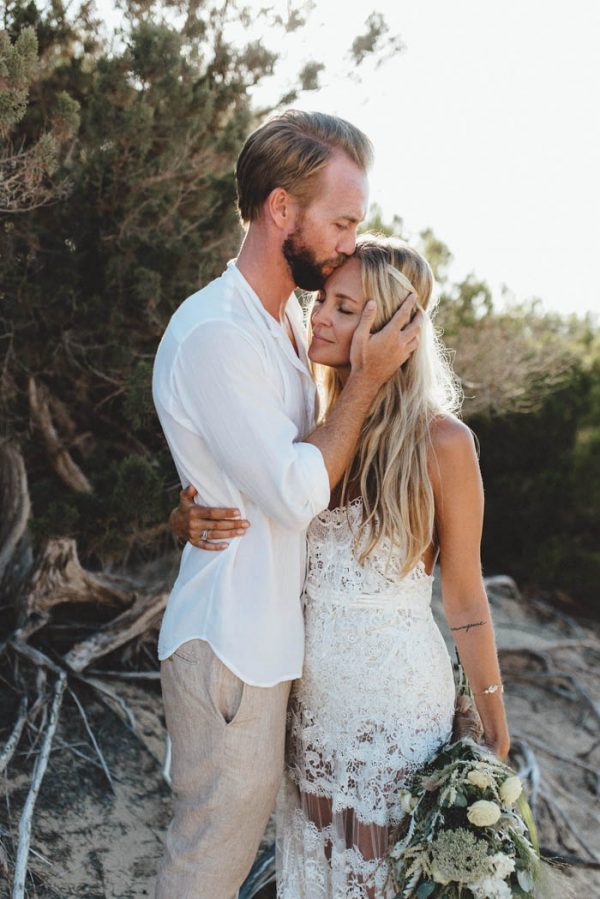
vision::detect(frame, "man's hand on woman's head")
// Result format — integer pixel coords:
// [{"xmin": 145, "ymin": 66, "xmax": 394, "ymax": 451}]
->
[
  {"xmin": 349, "ymin": 293, "xmax": 423, "ymax": 390},
  {"xmin": 169, "ymin": 484, "xmax": 250, "ymax": 551}
]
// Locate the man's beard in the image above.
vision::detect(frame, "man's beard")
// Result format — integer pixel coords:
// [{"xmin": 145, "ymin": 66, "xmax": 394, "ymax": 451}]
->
[{"xmin": 282, "ymin": 227, "xmax": 347, "ymax": 291}]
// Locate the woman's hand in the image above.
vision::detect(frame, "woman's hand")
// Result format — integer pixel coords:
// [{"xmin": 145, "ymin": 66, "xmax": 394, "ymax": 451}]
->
[
  {"xmin": 481, "ymin": 716, "xmax": 511, "ymax": 761},
  {"xmin": 169, "ymin": 485, "xmax": 250, "ymax": 551}
]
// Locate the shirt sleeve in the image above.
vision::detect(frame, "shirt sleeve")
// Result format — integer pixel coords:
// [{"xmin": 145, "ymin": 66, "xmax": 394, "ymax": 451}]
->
[{"xmin": 170, "ymin": 320, "xmax": 330, "ymax": 530}]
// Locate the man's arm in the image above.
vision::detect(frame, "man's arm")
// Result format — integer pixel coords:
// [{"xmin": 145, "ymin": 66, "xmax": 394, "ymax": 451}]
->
[
  {"xmin": 171, "ymin": 321, "xmax": 329, "ymax": 530},
  {"xmin": 167, "ymin": 297, "xmax": 421, "ymax": 535}
]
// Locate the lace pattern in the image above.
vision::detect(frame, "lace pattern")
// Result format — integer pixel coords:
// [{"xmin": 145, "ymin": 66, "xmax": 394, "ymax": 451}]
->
[{"xmin": 276, "ymin": 500, "xmax": 455, "ymax": 897}]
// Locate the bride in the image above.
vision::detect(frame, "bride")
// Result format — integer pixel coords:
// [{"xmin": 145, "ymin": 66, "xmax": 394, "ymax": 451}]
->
[{"xmin": 169, "ymin": 234, "xmax": 510, "ymax": 897}]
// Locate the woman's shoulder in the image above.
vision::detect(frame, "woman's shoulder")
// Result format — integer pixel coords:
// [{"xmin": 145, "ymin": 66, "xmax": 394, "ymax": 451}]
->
[
  {"xmin": 428, "ymin": 413, "xmax": 475, "ymax": 453},
  {"xmin": 427, "ymin": 414, "xmax": 479, "ymax": 482}
]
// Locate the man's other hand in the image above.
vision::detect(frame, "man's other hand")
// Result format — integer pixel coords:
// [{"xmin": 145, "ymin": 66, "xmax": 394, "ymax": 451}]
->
[{"xmin": 169, "ymin": 485, "xmax": 250, "ymax": 551}]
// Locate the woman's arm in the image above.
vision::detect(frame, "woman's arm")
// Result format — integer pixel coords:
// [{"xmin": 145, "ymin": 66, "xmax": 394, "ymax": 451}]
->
[{"xmin": 428, "ymin": 415, "xmax": 510, "ymax": 760}]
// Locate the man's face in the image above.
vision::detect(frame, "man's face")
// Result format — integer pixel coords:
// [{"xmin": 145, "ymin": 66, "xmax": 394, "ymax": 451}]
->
[{"xmin": 282, "ymin": 152, "xmax": 368, "ymax": 290}]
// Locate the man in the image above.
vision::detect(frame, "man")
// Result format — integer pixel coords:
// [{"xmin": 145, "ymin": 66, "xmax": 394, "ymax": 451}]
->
[{"xmin": 152, "ymin": 109, "xmax": 422, "ymax": 898}]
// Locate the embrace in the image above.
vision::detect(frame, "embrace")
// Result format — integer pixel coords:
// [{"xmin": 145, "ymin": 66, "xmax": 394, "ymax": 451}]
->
[{"xmin": 151, "ymin": 110, "xmax": 509, "ymax": 898}]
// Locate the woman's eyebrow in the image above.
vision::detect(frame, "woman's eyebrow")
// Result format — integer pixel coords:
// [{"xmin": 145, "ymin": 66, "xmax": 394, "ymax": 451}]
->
[{"xmin": 334, "ymin": 291, "xmax": 359, "ymax": 304}]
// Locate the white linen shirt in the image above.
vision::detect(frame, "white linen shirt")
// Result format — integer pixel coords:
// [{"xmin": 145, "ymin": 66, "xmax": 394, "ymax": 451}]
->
[{"xmin": 152, "ymin": 260, "xmax": 330, "ymax": 686}]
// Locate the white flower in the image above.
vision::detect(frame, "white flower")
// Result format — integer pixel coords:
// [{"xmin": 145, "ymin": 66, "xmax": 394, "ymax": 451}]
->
[
  {"xmin": 468, "ymin": 875, "xmax": 512, "ymax": 899},
  {"xmin": 467, "ymin": 800, "xmax": 502, "ymax": 827},
  {"xmin": 499, "ymin": 775, "xmax": 523, "ymax": 805},
  {"xmin": 468, "ymin": 769, "xmax": 493, "ymax": 789},
  {"xmin": 489, "ymin": 852, "xmax": 516, "ymax": 879},
  {"xmin": 398, "ymin": 790, "xmax": 417, "ymax": 814},
  {"xmin": 517, "ymin": 868, "xmax": 536, "ymax": 892}
]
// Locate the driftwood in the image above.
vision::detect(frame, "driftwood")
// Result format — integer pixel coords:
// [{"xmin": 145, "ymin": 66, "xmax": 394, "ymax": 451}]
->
[
  {"xmin": 63, "ymin": 591, "xmax": 167, "ymax": 673},
  {"xmin": 0, "ymin": 444, "xmax": 31, "ymax": 586},
  {"xmin": 18, "ymin": 538, "xmax": 134, "ymax": 636},
  {"xmin": 12, "ymin": 672, "xmax": 67, "ymax": 899},
  {"xmin": 0, "ymin": 698, "xmax": 28, "ymax": 777},
  {"xmin": 28, "ymin": 377, "xmax": 92, "ymax": 494}
]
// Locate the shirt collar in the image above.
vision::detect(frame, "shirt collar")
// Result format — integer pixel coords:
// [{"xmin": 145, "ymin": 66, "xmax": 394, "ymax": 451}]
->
[{"xmin": 225, "ymin": 259, "xmax": 313, "ymax": 378}]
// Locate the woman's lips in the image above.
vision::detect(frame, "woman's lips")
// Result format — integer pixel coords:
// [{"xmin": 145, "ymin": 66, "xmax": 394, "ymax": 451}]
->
[{"xmin": 311, "ymin": 333, "xmax": 334, "ymax": 344}]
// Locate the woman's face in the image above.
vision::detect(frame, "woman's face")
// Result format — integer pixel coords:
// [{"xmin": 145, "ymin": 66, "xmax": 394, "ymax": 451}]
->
[{"xmin": 308, "ymin": 257, "xmax": 366, "ymax": 369}]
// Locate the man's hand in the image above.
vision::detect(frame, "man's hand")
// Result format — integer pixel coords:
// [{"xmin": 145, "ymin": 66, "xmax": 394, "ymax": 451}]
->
[
  {"xmin": 169, "ymin": 485, "xmax": 250, "ymax": 551},
  {"xmin": 349, "ymin": 294, "xmax": 423, "ymax": 391}
]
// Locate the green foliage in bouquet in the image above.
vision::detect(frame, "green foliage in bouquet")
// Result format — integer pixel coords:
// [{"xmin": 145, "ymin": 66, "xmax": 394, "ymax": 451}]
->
[{"xmin": 387, "ymin": 739, "xmax": 540, "ymax": 898}]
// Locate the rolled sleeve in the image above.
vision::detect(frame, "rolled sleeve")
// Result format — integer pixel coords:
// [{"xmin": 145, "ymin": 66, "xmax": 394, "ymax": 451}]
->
[{"xmin": 171, "ymin": 321, "xmax": 329, "ymax": 530}]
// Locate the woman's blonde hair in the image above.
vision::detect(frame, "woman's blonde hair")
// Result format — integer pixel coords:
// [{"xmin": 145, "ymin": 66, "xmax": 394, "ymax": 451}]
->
[{"xmin": 317, "ymin": 233, "xmax": 462, "ymax": 572}]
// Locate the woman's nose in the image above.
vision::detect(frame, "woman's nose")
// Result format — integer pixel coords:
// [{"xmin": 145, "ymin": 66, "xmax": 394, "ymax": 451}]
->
[{"xmin": 311, "ymin": 303, "xmax": 330, "ymax": 327}]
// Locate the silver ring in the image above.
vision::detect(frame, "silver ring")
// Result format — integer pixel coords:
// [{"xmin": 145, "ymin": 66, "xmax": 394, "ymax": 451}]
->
[{"xmin": 201, "ymin": 529, "xmax": 209, "ymax": 541}]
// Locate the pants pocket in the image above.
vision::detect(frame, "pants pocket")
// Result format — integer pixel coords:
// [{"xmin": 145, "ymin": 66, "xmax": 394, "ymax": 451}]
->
[{"xmin": 210, "ymin": 653, "xmax": 246, "ymax": 726}]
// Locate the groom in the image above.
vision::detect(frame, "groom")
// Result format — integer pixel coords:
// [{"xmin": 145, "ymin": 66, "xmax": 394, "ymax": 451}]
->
[{"xmin": 152, "ymin": 109, "xmax": 422, "ymax": 898}]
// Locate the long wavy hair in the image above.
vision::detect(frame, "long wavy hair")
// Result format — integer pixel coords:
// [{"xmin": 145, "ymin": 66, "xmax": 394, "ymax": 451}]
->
[{"xmin": 315, "ymin": 233, "xmax": 462, "ymax": 572}]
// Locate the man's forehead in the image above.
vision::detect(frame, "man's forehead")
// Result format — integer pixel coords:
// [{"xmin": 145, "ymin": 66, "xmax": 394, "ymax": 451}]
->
[{"xmin": 314, "ymin": 154, "xmax": 369, "ymax": 218}]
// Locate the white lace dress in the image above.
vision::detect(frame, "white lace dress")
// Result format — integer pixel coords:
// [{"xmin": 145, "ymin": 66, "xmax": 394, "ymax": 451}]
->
[{"xmin": 276, "ymin": 499, "xmax": 455, "ymax": 898}]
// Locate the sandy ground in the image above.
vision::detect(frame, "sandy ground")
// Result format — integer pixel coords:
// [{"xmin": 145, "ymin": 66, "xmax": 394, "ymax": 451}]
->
[{"xmin": 1, "ymin": 575, "xmax": 598, "ymax": 898}]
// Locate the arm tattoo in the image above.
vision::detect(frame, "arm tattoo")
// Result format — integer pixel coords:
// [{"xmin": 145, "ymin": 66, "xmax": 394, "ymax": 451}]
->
[{"xmin": 450, "ymin": 620, "xmax": 487, "ymax": 633}]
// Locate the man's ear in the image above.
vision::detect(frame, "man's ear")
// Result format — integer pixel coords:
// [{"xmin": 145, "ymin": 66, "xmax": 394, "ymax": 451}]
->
[{"xmin": 265, "ymin": 187, "xmax": 297, "ymax": 231}]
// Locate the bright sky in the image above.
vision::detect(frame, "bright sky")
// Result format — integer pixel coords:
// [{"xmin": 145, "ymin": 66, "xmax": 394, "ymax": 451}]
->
[
  {"xmin": 247, "ymin": 0, "xmax": 600, "ymax": 318},
  {"xmin": 93, "ymin": 0, "xmax": 600, "ymax": 318}
]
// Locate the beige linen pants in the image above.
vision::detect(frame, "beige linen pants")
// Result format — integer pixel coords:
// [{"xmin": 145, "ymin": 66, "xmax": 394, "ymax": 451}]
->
[{"xmin": 155, "ymin": 639, "xmax": 291, "ymax": 899}]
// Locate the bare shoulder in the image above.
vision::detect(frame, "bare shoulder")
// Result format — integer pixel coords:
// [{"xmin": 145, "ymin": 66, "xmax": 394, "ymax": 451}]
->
[
  {"xmin": 429, "ymin": 414, "xmax": 476, "ymax": 457},
  {"xmin": 427, "ymin": 414, "xmax": 479, "ymax": 489}
]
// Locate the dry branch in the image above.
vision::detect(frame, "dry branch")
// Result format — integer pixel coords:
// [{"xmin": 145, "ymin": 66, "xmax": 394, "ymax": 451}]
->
[
  {"xmin": 68, "ymin": 687, "xmax": 113, "ymax": 790},
  {"xmin": 0, "ymin": 444, "xmax": 31, "ymax": 584},
  {"xmin": 0, "ymin": 697, "xmax": 28, "ymax": 776},
  {"xmin": 63, "ymin": 591, "xmax": 167, "ymax": 672},
  {"xmin": 27, "ymin": 377, "xmax": 92, "ymax": 493},
  {"xmin": 540, "ymin": 787, "xmax": 599, "ymax": 862},
  {"xmin": 78, "ymin": 674, "xmax": 165, "ymax": 775},
  {"xmin": 87, "ymin": 669, "xmax": 160, "ymax": 681},
  {"xmin": 9, "ymin": 638, "xmax": 63, "ymax": 676},
  {"xmin": 18, "ymin": 538, "xmax": 133, "ymax": 635},
  {"xmin": 512, "ymin": 731, "xmax": 599, "ymax": 778},
  {"xmin": 12, "ymin": 671, "xmax": 66, "ymax": 899}
]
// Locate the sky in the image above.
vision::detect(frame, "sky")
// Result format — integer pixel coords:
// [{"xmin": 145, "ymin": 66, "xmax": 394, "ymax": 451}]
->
[
  {"xmin": 95, "ymin": 0, "xmax": 600, "ymax": 318},
  {"xmin": 244, "ymin": 0, "xmax": 600, "ymax": 319}
]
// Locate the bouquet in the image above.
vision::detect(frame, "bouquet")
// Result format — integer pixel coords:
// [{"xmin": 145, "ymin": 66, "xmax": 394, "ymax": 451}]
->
[
  {"xmin": 387, "ymin": 669, "xmax": 540, "ymax": 898},
  {"xmin": 386, "ymin": 738, "xmax": 540, "ymax": 898}
]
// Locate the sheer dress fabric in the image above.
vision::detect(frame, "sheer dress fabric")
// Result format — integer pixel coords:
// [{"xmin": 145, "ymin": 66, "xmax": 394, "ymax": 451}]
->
[{"xmin": 276, "ymin": 499, "xmax": 455, "ymax": 897}]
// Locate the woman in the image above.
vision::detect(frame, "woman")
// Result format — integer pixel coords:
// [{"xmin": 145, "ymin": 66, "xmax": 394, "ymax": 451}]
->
[{"xmin": 170, "ymin": 235, "xmax": 509, "ymax": 897}]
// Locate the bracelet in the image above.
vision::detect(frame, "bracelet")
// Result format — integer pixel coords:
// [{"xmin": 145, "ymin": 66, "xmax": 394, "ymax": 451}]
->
[{"xmin": 473, "ymin": 683, "xmax": 504, "ymax": 696}]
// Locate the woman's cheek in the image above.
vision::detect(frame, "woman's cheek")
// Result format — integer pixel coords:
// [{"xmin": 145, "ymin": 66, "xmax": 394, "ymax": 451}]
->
[{"xmin": 341, "ymin": 321, "xmax": 359, "ymax": 361}]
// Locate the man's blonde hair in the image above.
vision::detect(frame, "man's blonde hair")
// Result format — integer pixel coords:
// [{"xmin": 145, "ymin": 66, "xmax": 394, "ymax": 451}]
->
[{"xmin": 235, "ymin": 110, "xmax": 373, "ymax": 223}]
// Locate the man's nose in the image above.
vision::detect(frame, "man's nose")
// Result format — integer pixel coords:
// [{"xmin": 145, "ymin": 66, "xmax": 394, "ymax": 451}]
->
[{"xmin": 336, "ymin": 230, "xmax": 357, "ymax": 257}]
